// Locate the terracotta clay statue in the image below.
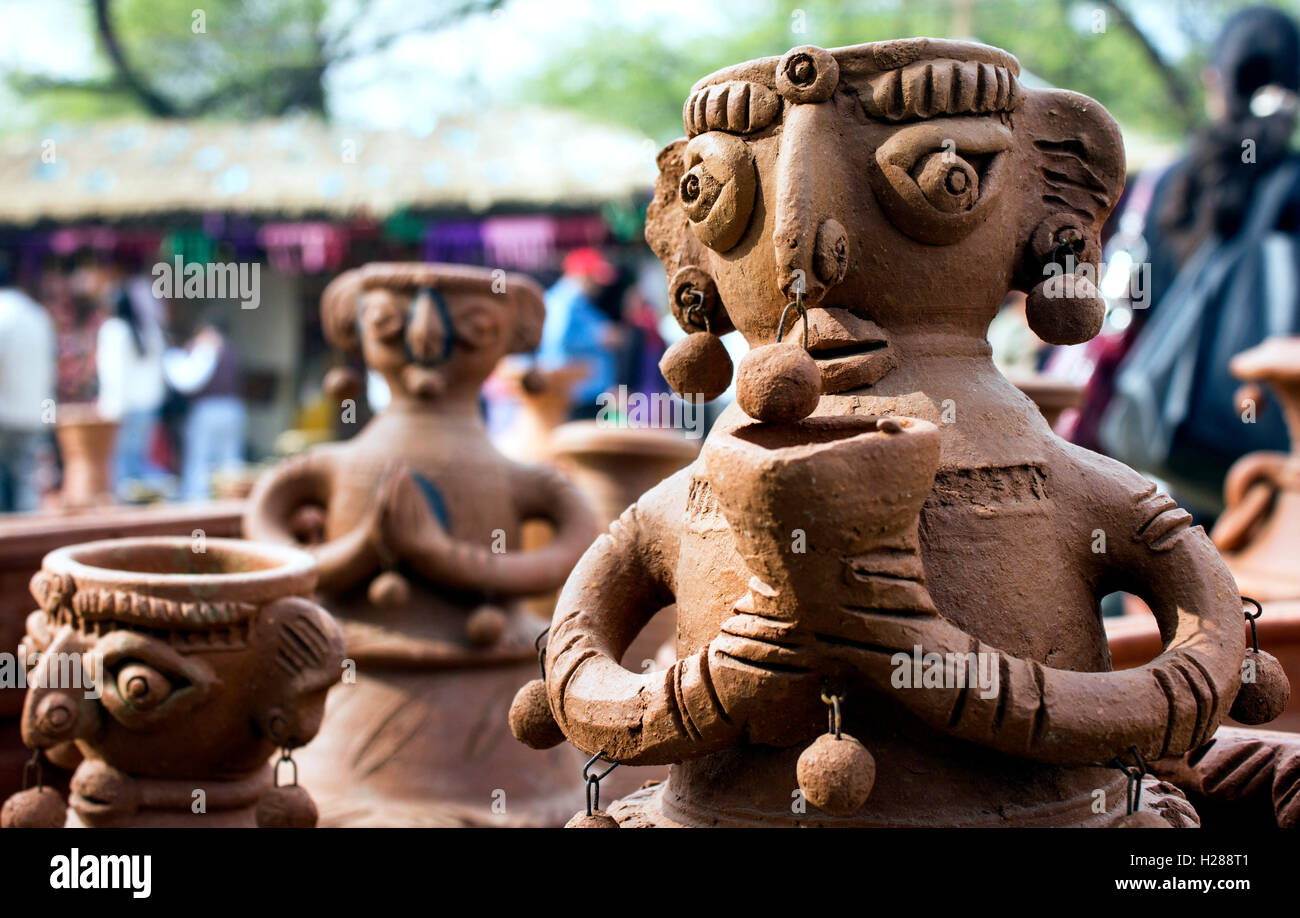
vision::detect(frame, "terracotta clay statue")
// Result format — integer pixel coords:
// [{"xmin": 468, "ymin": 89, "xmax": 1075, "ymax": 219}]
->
[
  {"xmin": 512, "ymin": 39, "xmax": 1288, "ymax": 827},
  {"xmin": 245, "ymin": 263, "xmax": 598, "ymax": 826},
  {"xmin": 1212, "ymin": 337, "xmax": 1300, "ymax": 601},
  {"xmin": 1, "ymin": 536, "xmax": 343, "ymax": 828}
]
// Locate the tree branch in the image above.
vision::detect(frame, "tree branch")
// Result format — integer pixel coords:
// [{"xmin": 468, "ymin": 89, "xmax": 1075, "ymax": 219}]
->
[
  {"xmin": 1097, "ymin": 0, "xmax": 1197, "ymax": 129},
  {"xmin": 91, "ymin": 0, "xmax": 179, "ymax": 116}
]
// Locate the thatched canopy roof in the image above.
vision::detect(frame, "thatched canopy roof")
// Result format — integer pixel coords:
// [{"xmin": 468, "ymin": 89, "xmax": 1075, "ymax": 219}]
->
[{"xmin": 0, "ymin": 108, "xmax": 658, "ymax": 225}]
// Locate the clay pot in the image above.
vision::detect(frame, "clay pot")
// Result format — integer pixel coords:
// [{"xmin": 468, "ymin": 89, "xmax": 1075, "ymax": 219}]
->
[
  {"xmin": 6, "ymin": 536, "xmax": 342, "ymax": 827},
  {"xmin": 245, "ymin": 264, "xmax": 599, "ymax": 826},
  {"xmin": 54, "ymin": 404, "xmax": 117, "ymax": 510},
  {"xmin": 495, "ymin": 363, "xmax": 591, "ymax": 465},
  {"xmin": 1211, "ymin": 337, "xmax": 1300, "ymax": 601}
]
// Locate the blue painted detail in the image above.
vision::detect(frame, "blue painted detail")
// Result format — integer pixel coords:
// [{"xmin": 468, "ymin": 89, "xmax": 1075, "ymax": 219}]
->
[{"xmin": 413, "ymin": 472, "xmax": 450, "ymax": 529}]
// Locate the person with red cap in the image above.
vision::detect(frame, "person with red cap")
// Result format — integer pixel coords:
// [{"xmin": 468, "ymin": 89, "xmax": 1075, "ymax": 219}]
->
[{"xmin": 537, "ymin": 247, "xmax": 621, "ymax": 419}]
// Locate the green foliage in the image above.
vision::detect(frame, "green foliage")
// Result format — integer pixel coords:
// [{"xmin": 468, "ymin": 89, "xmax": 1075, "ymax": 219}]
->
[{"xmin": 521, "ymin": 0, "xmax": 1300, "ymax": 143}]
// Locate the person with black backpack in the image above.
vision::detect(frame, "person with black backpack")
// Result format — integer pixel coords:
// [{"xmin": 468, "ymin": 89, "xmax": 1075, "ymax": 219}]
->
[{"xmin": 1102, "ymin": 6, "xmax": 1300, "ymax": 522}]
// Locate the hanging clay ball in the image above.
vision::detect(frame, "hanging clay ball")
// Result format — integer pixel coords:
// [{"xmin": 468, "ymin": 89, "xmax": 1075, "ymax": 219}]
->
[
  {"xmin": 255, "ymin": 784, "xmax": 319, "ymax": 828},
  {"xmin": 368, "ymin": 570, "xmax": 411, "ymax": 609},
  {"xmin": 796, "ymin": 733, "xmax": 876, "ymax": 816},
  {"xmin": 1229, "ymin": 649, "xmax": 1291, "ymax": 725},
  {"xmin": 1025, "ymin": 273, "xmax": 1106, "ymax": 346},
  {"xmin": 1, "ymin": 787, "xmax": 67, "ymax": 828},
  {"xmin": 659, "ymin": 332, "xmax": 733, "ymax": 402},
  {"xmin": 466, "ymin": 605, "xmax": 508, "ymax": 647},
  {"xmin": 565, "ymin": 810, "xmax": 620, "ymax": 828},
  {"xmin": 736, "ymin": 342, "xmax": 822, "ymax": 423},
  {"xmin": 508, "ymin": 678, "xmax": 566, "ymax": 749},
  {"xmin": 1114, "ymin": 810, "xmax": 1170, "ymax": 828},
  {"xmin": 322, "ymin": 366, "xmax": 361, "ymax": 402}
]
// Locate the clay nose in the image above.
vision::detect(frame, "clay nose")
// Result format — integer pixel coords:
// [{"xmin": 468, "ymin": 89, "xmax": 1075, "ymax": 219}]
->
[
  {"xmin": 771, "ymin": 104, "xmax": 850, "ymax": 306},
  {"xmin": 405, "ymin": 290, "xmax": 447, "ymax": 364}
]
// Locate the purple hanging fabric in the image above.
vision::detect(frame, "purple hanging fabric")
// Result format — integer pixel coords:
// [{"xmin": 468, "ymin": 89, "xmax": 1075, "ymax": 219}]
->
[
  {"xmin": 481, "ymin": 216, "xmax": 556, "ymax": 272},
  {"xmin": 423, "ymin": 220, "xmax": 484, "ymax": 265}
]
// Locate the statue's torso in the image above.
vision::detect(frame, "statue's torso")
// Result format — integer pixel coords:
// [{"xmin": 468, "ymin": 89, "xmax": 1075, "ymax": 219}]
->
[{"xmin": 657, "ymin": 366, "xmax": 1126, "ymax": 825}]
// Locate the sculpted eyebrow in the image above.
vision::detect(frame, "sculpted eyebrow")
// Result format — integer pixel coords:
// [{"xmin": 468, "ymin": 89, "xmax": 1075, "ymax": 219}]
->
[{"xmin": 683, "ymin": 80, "xmax": 781, "ymax": 137}]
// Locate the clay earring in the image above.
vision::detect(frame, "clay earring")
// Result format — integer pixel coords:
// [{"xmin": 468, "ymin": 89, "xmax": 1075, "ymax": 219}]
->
[
  {"xmin": 509, "ymin": 628, "xmax": 566, "ymax": 749},
  {"xmin": 735, "ymin": 294, "xmax": 822, "ymax": 423},
  {"xmin": 323, "ymin": 298, "xmax": 365, "ymax": 401},
  {"xmin": 0, "ymin": 751, "xmax": 67, "ymax": 828},
  {"xmin": 660, "ymin": 292, "xmax": 733, "ymax": 402},
  {"xmin": 256, "ymin": 747, "xmax": 319, "ymax": 828},
  {"xmin": 1024, "ymin": 216, "xmax": 1106, "ymax": 346},
  {"xmin": 659, "ymin": 268, "xmax": 734, "ymax": 402},
  {"xmin": 565, "ymin": 753, "xmax": 621, "ymax": 828},
  {"xmin": 1110, "ymin": 746, "xmax": 1167, "ymax": 827},
  {"xmin": 796, "ymin": 690, "xmax": 876, "ymax": 816},
  {"xmin": 1229, "ymin": 597, "xmax": 1292, "ymax": 724}
]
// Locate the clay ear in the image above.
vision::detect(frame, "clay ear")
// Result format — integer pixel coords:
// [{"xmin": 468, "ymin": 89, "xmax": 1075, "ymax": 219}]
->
[
  {"xmin": 1013, "ymin": 89, "xmax": 1125, "ymax": 345},
  {"xmin": 320, "ymin": 269, "xmax": 365, "ymax": 353},
  {"xmin": 255, "ymin": 596, "xmax": 345, "ymax": 748},
  {"xmin": 1014, "ymin": 89, "xmax": 1126, "ymax": 293},
  {"xmin": 506, "ymin": 274, "xmax": 546, "ymax": 354},
  {"xmin": 646, "ymin": 140, "xmax": 735, "ymax": 336}
]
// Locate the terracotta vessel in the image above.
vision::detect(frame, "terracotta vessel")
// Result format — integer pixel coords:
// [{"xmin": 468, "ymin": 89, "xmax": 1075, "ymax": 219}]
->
[
  {"xmin": 245, "ymin": 264, "xmax": 599, "ymax": 826},
  {"xmin": 495, "ymin": 362, "xmax": 590, "ymax": 465},
  {"xmin": 517, "ymin": 39, "xmax": 1283, "ymax": 827},
  {"xmin": 55, "ymin": 404, "xmax": 117, "ymax": 510},
  {"xmin": 1211, "ymin": 337, "xmax": 1300, "ymax": 601},
  {"xmin": 0, "ymin": 501, "xmax": 244, "ymax": 802},
  {"xmin": 2, "ymin": 536, "xmax": 342, "ymax": 827}
]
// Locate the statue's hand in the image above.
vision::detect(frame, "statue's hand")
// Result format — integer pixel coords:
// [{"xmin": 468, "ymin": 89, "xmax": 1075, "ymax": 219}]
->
[
  {"xmin": 381, "ymin": 466, "xmax": 449, "ymax": 563},
  {"xmin": 706, "ymin": 612, "xmax": 826, "ymax": 747}
]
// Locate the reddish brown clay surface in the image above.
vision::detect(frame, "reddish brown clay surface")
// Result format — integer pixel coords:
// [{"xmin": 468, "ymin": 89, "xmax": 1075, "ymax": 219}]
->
[
  {"xmin": 1010, "ymin": 373, "xmax": 1085, "ymax": 428},
  {"xmin": 3, "ymin": 536, "xmax": 342, "ymax": 827},
  {"xmin": 54, "ymin": 405, "xmax": 117, "ymax": 511},
  {"xmin": 1211, "ymin": 337, "xmax": 1300, "ymax": 601},
  {"xmin": 0, "ymin": 502, "xmax": 244, "ymax": 801},
  {"xmin": 1109, "ymin": 599, "xmax": 1300, "ymax": 733},
  {"xmin": 245, "ymin": 263, "xmax": 598, "ymax": 826},
  {"xmin": 531, "ymin": 39, "xmax": 1265, "ymax": 827}
]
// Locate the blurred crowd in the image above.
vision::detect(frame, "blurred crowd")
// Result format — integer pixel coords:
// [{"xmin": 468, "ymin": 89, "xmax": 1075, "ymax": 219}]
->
[
  {"xmin": 990, "ymin": 5, "xmax": 1300, "ymax": 528},
  {"xmin": 0, "ymin": 252, "xmax": 246, "ymax": 511},
  {"xmin": 6, "ymin": 4, "xmax": 1300, "ymax": 532}
]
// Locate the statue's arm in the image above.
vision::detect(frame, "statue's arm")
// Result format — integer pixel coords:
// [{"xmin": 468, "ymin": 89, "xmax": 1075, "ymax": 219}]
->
[
  {"xmin": 387, "ymin": 462, "xmax": 599, "ymax": 597},
  {"xmin": 243, "ymin": 449, "xmax": 384, "ymax": 594},
  {"xmin": 545, "ymin": 467, "xmax": 744, "ymax": 765}
]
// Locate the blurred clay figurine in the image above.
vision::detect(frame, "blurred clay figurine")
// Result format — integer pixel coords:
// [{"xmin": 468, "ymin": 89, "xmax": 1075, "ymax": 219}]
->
[{"xmin": 246, "ymin": 263, "xmax": 598, "ymax": 826}]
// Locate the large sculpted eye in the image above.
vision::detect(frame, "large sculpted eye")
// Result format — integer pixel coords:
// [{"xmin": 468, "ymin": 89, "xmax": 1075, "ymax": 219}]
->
[
  {"xmin": 869, "ymin": 121, "xmax": 1012, "ymax": 245},
  {"xmin": 361, "ymin": 291, "xmax": 405, "ymax": 341},
  {"xmin": 679, "ymin": 132, "xmax": 756, "ymax": 253},
  {"xmin": 95, "ymin": 632, "xmax": 213, "ymax": 728}
]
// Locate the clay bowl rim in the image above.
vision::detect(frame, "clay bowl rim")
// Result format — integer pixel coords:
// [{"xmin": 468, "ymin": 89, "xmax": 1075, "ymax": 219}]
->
[
  {"xmin": 720, "ymin": 414, "xmax": 939, "ymax": 459},
  {"xmin": 42, "ymin": 536, "xmax": 318, "ymax": 602}
]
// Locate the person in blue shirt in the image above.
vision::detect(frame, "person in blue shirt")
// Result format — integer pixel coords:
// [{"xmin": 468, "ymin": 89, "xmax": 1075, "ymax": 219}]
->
[{"xmin": 538, "ymin": 247, "xmax": 621, "ymax": 418}]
